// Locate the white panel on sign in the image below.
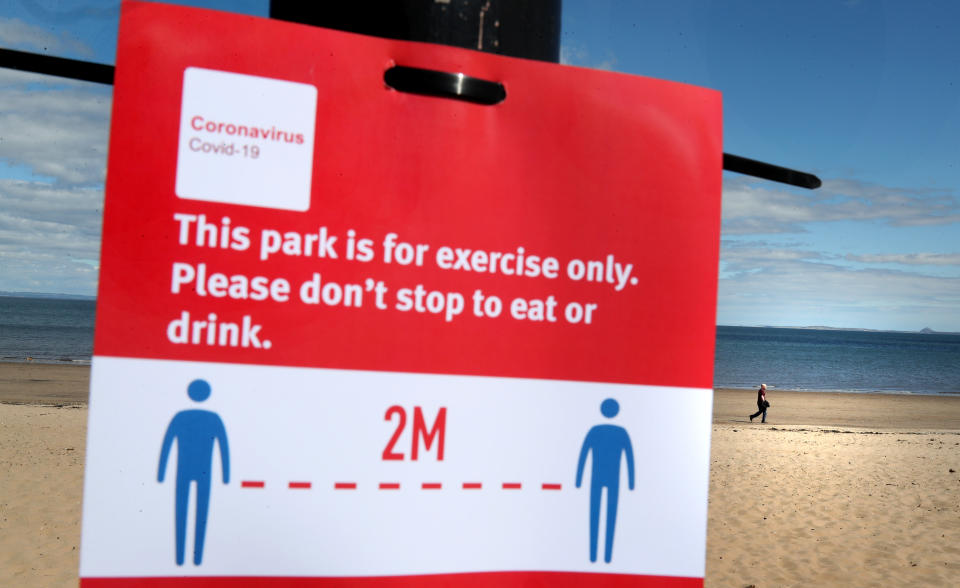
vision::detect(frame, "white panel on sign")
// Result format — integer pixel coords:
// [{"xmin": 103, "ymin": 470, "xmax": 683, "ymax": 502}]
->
[
  {"xmin": 80, "ymin": 357, "xmax": 712, "ymax": 579},
  {"xmin": 175, "ymin": 68, "xmax": 317, "ymax": 211}
]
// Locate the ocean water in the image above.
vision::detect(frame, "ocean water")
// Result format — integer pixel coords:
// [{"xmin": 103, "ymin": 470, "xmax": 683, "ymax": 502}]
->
[
  {"xmin": 0, "ymin": 296, "xmax": 95, "ymax": 364},
  {"xmin": 714, "ymin": 325, "xmax": 960, "ymax": 395},
  {"xmin": 2, "ymin": 297, "xmax": 958, "ymax": 394}
]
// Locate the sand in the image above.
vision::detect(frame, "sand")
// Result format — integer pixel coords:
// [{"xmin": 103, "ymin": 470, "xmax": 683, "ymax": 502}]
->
[
  {"xmin": 1, "ymin": 365, "xmax": 959, "ymax": 587},
  {"xmin": 709, "ymin": 389, "xmax": 960, "ymax": 587},
  {"xmin": 0, "ymin": 363, "xmax": 90, "ymax": 406},
  {"xmin": 0, "ymin": 366, "xmax": 86, "ymax": 587}
]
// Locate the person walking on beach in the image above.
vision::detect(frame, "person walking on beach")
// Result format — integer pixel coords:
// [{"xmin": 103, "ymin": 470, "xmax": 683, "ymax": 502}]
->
[{"xmin": 749, "ymin": 383, "xmax": 769, "ymax": 423}]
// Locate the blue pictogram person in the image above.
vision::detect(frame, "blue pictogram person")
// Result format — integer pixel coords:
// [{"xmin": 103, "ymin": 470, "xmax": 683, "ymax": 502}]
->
[
  {"xmin": 576, "ymin": 398, "xmax": 635, "ymax": 563},
  {"xmin": 158, "ymin": 379, "xmax": 230, "ymax": 566}
]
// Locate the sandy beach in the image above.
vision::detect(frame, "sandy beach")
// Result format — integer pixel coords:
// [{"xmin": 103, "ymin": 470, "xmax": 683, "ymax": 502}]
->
[
  {"xmin": 0, "ymin": 364, "xmax": 86, "ymax": 587},
  {"xmin": 709, "ymin": 388, "xmax": 960, "ymax": 586},
  {"xmin": 2, "ymin": 365, "xmax": 959, "ymax": 586}
]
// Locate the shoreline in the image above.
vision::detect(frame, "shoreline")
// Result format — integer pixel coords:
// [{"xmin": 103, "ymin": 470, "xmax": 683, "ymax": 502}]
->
[
  {"xmin": 1, "ymin": 362, "xmax": 958, "ymax": 405},
  {"xmin": 717, "ymin": 385, "xmax": 960, "ymax": 397},
  {"xmin": 0, "ymin": 359, "xmax": 91, "ymax": 366},
  {"xmin": 713, "ymin": 387, "xmax": 960, "ymax": 431}
]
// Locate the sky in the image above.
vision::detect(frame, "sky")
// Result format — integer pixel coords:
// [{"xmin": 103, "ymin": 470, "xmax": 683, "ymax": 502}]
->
[{"xmin": 0, "ymin": 0, "xmax": 958, "ymax": 332}]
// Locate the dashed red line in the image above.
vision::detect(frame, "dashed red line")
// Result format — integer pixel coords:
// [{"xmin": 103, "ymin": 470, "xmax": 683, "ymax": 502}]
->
[{"xmin": 242, "ymin": 480, "xmax": 566, "ymax": 491}]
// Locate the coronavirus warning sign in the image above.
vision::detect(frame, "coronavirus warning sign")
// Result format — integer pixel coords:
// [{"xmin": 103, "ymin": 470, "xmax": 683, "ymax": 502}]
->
[{"xmin": 80, "ymin": 2, "xmax": 722, "ymax": 586}]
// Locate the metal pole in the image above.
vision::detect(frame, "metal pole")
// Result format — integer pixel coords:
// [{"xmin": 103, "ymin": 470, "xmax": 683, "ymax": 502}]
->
[{"xmin": 270, "ymin": 0, "xmax": 562, "ymax": 63}]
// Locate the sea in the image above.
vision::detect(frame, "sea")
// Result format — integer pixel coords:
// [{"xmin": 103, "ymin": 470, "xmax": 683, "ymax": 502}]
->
[
  {"xmin": 714, "ymin": 325, "xmax": 960, "ymax": 395},
  {"xmin": 1, "ymin": 297, "xmax": 958, "ymax": 395},
  {"xmin": 0, "ymin": 296, "xmax": 95, "ymax": 365}
]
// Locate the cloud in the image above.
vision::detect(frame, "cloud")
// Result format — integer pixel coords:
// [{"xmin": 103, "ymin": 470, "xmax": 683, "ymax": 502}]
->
[
  {"xmin": 845, "ymin": 252, "xmax": 960, "ymax": 266},
  {"xmin": 0, "ymin": 16, "xmax": 94, "ymax": 58},
  {"xmin": 0, "ymin": 68, "xmax": 111, "ymax": 186},
  {"xmin": 821, "ymin": 179, "xmax": 960, "ymax": 226},
  {"xmin": 721, "ymin": 240, "xmax": 829, "ymax": 268},
  {"xmin": 722, "ymin": 175, "xmax": 960, "ymax": 234},
  {"xmin": 0, "ymin": 178, "xmax": 103, "ymax": 295},
  {"xmin": 560, "ymin": 42, "xmax": 618, "ymax": 71},
  {"xmin": 718, "ymin": 259, "xmax": 960, "ymax": 329},
  {"xmin": 0, "ymin": 69, "xmax": 109, "ymax": 296},
  {"xmin": 0, "ymin": 246, "xmax": 99, "ymax": 294},
  {"xmin": 559, "ymin": 43, "xmax": 587, "ymax": 66},
  {"xmin": 15, "ymin": 0, "xmax": 117, "ymax": 24},
  {"xmin": 717, "ymin": 242, "xmax": 960, "ymax": 330}
]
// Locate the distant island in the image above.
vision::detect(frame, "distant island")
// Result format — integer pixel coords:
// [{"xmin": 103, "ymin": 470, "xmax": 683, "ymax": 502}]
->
[
  {"xmin": 723, "ymin": 325, "xmax": 959, "ymax": 336},
  {"xmin": 0, "ymin": 291, "xmax": 96, "ymax": 301}
]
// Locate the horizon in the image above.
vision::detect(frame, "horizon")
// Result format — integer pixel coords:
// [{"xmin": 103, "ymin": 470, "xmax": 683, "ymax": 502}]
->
[{"xmin": 3, "ymin": 290, "xmax": 957, "ymax": 335}]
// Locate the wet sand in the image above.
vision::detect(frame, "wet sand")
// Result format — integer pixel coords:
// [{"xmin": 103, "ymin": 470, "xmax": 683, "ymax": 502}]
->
[
  {"xmin": 1, "ymin": 365, "xmax": 958, "ymax": 586},
  {"xmin": 0, "ymin": 363, "xmax": 89, "ymax": 406}
]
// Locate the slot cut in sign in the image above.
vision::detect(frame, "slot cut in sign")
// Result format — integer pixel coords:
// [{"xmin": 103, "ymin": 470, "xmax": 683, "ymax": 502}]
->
[{"xmin": 80, "ymin": 2, "xmax": 721, "ymax": 587}]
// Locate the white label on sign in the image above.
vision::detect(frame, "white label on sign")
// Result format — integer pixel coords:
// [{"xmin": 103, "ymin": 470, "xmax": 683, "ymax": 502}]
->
[
  {"xmin": 80, "ymin": 357, "xmax": 712, "ymax": 579},
  {"xmin": 175, "ymin": 67, "xmax": 317, "ymax": 211}
]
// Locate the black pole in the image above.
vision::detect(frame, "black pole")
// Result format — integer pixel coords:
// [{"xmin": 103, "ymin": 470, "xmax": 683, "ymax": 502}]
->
[
  {"xmin": 723, "ymin": 153, "xmax": 821, "ymax": 190},
  {"xmin": 0, "ymin": 47, "xmax": 113, "ymax": 85},
  {"xmin": 270, "ymin": 0, "xmax": 562, "ymax": 63}
]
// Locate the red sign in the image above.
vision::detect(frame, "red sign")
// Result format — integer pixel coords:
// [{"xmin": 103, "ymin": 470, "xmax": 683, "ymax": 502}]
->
[{"xmin": 81, "ymin": 2, "xmax": 721, "ymax": 586}]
